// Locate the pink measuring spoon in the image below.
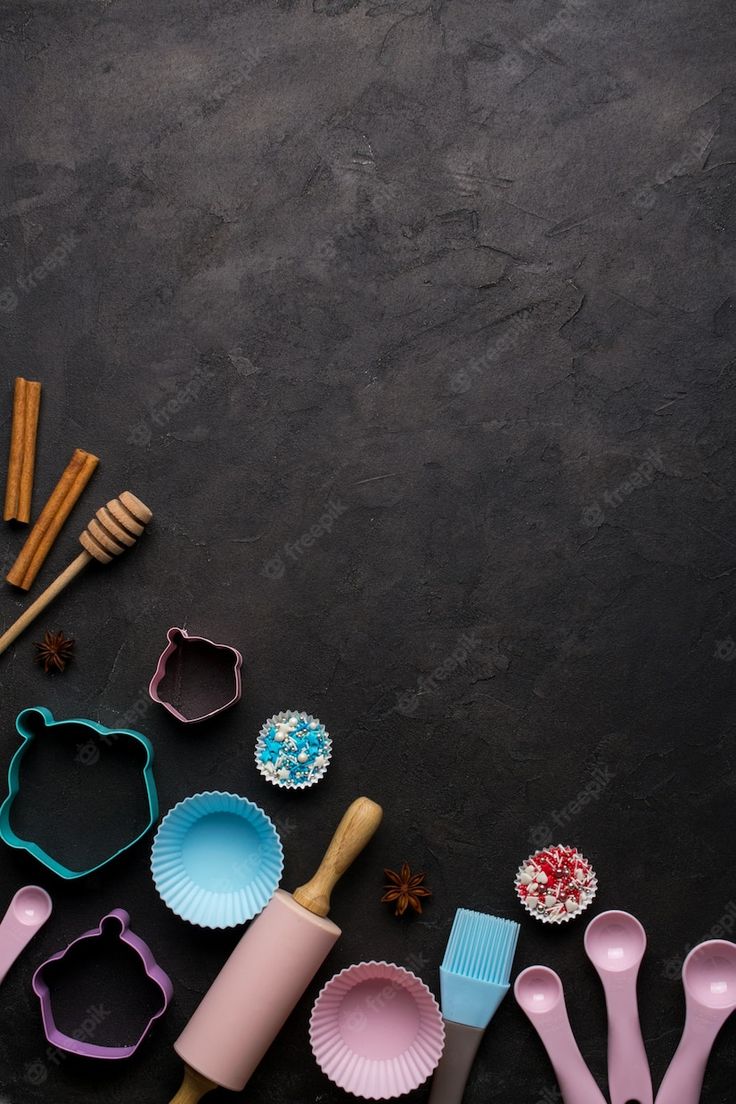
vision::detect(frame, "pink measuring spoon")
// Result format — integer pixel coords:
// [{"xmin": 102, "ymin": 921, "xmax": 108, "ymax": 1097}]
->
[
  {"xmin": 515, "ymin": 966, "xmax": 607, "ymax": 1104},
  {"xmin": 585, "ymin": 910, "xmax": 652, "ymax": 1104},
  {"xmin": 655, "ymin": 939, "xmax": 736, "ymax": 1104},
  {"xmin": 0, "ymin": 885, "xmax": 53, "ymax": 984}
]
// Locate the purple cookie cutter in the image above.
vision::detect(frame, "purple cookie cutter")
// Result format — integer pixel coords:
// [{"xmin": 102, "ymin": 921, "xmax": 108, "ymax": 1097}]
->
[
  {"xmin": 149, "ymin": 627, "xmax": 243, "ymax": 723},
  {"xmin": 32, "ymin": 909, "xmax": 173, "ymax": 1059}
]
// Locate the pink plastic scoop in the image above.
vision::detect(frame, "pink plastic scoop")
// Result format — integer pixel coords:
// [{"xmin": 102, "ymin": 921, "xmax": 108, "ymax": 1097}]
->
[
  {"xmin": 515, "ymin": 966, "xmax": 607, "ymax": 1104},
  {"xmin": 584, "ymin": 910, "xmax": 652, "ymax": 1104},
  {"xmin": 0, "ymin": 885, "xmax": 52, "ymax": 984},
  {"xmin": 655, "ymin": 939, "xmax": 736, "ymax": 1104}
]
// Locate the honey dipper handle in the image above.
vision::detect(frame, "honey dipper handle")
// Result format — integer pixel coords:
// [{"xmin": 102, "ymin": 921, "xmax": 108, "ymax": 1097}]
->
[
  {"xmin": 293, "ymin": 797, "xmax": 383, "ymax": 917},
  {"xmin": 0, "ymin": 551, "xmax": 91, "ymax": 656}
]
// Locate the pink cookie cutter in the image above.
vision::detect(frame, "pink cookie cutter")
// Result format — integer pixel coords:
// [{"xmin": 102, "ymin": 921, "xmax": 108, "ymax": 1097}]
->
[{"xmin": 149, "ymin": 627, "xmax": 243, "ymax": 723}]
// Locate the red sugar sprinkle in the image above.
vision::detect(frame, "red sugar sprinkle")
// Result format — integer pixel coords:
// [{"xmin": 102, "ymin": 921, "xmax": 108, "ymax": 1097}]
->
[{"xmin": 515, "ymin": 844, "xmax": 597, "ymax": 923}]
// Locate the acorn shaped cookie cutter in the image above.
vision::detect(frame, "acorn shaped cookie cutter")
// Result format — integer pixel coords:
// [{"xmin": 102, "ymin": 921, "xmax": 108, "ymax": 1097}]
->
[
  {"xmin": 32, "ymin": 908, "xmax": 173, "ymax": 1059},
  {"xmin": 0, "ymin": 707, "xmax": 158, "ymax": 880},
  {"xmin": 149, "ymin": 627, "xmax": 243, "ymax": 723}
]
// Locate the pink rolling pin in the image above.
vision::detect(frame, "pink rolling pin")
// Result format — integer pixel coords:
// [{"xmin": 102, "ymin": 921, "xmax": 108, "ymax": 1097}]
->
[
  {"xmin": 585, "ymin": 910, "xmax": 653, "ymax": 1104},
  {"xmin": 515, "ymin": 966, "xmax": 607, "ymax": 1104},
  {"xmin": 169, "ymin": 796, "xmax": 383, "ymax": 1104},
  {"xmin": 655, "ymin": 939, "xmax": 736, "ymax": 1104}
]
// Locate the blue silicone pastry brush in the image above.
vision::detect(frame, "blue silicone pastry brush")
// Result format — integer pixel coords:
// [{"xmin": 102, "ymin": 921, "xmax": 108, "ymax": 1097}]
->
[{"xmin": 428, "ymin": 908, "xmax": 520, "ymax": 1104}]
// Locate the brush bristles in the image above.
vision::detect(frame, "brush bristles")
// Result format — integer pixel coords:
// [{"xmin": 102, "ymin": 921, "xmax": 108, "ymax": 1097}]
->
[{"xmin": 441, "ymin": 908, "xmax": 520, "ymax": 984}]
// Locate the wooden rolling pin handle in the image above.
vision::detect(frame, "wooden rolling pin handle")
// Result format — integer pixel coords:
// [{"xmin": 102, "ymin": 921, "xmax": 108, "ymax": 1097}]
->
[
  {"xmin": 169, "ymin": 1066, "xmax": 217, "ymax": 1104},
  {"xmin": 293, "ymin": 796, "xmax": 383, "ymax": 917},
  {"xmin": 0, "ymin": 551, "xmax": 91, "ymax": 657}
]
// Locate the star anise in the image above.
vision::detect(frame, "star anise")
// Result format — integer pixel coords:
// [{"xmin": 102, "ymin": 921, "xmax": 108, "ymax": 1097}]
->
[
  {"xmin": 34, "ymin": 630, "xmax": 75, "ymax": 673},
  {"xmin": 381, "ymin": 862, "xmax": 432, "ymax": 917}
]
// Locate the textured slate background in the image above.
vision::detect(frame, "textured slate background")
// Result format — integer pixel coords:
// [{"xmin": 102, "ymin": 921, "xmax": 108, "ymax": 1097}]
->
[{"xmin": 0, "ymin": 0, "xmax": 735, "ymax": 1101}]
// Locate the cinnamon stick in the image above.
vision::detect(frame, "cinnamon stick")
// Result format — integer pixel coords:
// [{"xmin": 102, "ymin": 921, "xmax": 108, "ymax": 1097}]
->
[
  {"xmin": 3, "ymin": 378, "xmax": 26, "ymax": 521},
  {"xmin": 4, "ymin": 377, "xmax": 42, "ymax": 523},
  {"xmin": 6, "ymin": 447, "xmax": 99, "ymax": 591}
]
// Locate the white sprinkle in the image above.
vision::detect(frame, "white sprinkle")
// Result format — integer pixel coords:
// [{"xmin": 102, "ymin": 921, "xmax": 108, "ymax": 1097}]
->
[
  {"xmin": 297, "ymin": 751, "xmax": 308, "ymax": 764},
  {"xmin": 519, "ymin": 871, "xmax": 533, "ymax": 885},
  {"xmin": 536, "ymin": 870, "xmax": 548, "ymax": 885},
  {"xmin": 566, "ymin": 898, "xmax": 579, "ymax": 912}
]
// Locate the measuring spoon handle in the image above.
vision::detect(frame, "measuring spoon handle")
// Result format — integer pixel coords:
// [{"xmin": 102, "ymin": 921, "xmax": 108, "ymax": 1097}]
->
[
  {"xmin": 604, "ymin": 972, "xmax": 653, "ymax": 1104},
  {"xmin": 530, "ymin": 1006, "xmax": 608, "ymax": 1104},
  {"xmin": 0, "ymin": 910, "xmax": 37, "ymax": 984},
  {"xmin": 655, "ymin": 1013, "xmax": 722, "ymax": 1104}
]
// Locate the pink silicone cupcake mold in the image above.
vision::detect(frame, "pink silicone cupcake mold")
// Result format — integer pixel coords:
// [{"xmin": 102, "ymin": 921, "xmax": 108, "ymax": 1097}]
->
[{"xmin": 309, "ymin": 961, "xmax": 445, "ymax": 1099}]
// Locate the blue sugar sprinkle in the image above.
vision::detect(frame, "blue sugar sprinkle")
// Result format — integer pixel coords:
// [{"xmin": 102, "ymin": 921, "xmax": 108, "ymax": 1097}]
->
[{"xmin": 256, "ymin": 712, "xmax": 331, "ymax": 787}]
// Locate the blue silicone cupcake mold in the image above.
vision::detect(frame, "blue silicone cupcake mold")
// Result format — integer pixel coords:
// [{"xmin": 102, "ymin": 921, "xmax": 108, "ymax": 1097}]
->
[{"xmin": 151, "ymin": 792, "xmax": 283, "ymax": 928}]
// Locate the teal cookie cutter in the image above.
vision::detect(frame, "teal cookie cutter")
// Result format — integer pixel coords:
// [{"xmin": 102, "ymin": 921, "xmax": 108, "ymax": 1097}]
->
[{"xmin": 0, "ymin": 707, "xmax": 158, "ymax": 880}]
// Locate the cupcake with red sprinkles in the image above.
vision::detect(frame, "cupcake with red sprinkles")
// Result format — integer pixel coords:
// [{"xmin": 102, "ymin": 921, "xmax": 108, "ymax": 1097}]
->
[{"xmin": 515, "ymin": 844, "xmax": 597, "ymax": 924}]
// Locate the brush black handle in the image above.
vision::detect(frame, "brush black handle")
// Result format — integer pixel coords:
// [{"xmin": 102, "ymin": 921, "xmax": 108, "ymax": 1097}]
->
[{"xmin": 428, "ymin": 1020, "xmax": 485, "ymax": 1104}]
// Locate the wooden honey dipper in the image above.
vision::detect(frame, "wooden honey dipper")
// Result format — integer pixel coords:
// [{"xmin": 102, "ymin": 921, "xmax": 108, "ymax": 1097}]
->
[{"xmin": 0, "ymin": 491, "xmax": 152, "ymax": 656}]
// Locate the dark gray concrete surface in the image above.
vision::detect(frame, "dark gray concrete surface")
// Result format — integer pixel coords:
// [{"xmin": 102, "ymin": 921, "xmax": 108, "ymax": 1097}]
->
[{"xmin": 0, "ymin": 0, "xmax": 735, "ymax": 1101}]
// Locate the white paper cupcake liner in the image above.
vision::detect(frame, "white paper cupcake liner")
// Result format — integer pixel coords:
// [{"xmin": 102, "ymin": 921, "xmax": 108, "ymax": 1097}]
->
[
  {"xmin": 515, "ymin": 844, "xmax": 598, "ymax": 925},
  {"xmin": 255, "ymin": 710, "xmax": 332, "ymax": 790}
]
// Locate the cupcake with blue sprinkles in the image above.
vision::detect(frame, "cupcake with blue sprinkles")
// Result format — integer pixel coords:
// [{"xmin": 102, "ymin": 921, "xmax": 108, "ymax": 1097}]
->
[{"xmin": 256, "ymin": 710, "xmax": 332, "ymax": 789}]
